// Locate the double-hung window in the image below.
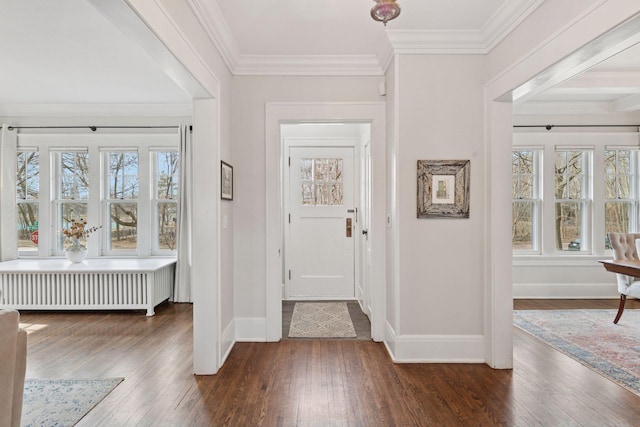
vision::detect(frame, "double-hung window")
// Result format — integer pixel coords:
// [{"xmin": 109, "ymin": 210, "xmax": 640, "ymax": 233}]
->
[
  {"xmin": 512, "ymin": 149, "xmax": 541, "ymax": 252},
  {"xmin": 16, "ymin": 149, "xmax": 39, "ymax": 254},
  {"xmin": 153, "ymin": 150, "xmax": 179, "ymax": 253},
  {"xmin": 604, "ymin": 148, "xmax": 639, "ymax": 243},
  {"xmin": 105, "ymin": 150, "xmax": 139, "ymax": 255},
  {"xmin": 53, "ymin": 150, "xmax": 90, "ymax": 254},
  {"xmin": 554, "ymin": 148, "xmax": 592, "ymax": 252}
]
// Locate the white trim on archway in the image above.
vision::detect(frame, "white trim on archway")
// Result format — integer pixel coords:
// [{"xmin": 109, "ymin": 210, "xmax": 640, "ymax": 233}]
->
[{"xmin": 484, "ymin": 6, "xmax": 640, "ymax": 368}]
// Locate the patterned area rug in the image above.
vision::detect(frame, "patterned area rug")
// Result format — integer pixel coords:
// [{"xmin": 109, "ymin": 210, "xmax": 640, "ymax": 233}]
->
[
  {"xmin": 514, "ymin": 309, "xmax": 640, "ymax": 396},
  {"xmin": 22, "ymin": 378, "xmax": 123, "ymax": 427},
  {"xmin": 288, "ymin": 302, "xmax": 356, "ymax": 338}
]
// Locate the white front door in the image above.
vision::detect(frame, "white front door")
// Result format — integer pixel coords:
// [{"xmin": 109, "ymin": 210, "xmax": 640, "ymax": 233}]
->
[{"xmin": 287, "ymin": 146, "xmax": 355, "ymax": 299}]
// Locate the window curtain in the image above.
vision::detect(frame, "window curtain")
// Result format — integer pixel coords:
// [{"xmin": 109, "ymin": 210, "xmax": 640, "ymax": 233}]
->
[
  {"xmin": 174, "ymin": 124, "xmax": 192, "ymax": 302},
  {"xmin": 0, "ymin": 125, "xmax": 17, "ymax": 261}
]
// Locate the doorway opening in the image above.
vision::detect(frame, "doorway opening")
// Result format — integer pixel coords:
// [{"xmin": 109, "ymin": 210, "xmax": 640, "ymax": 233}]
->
[{"xmin": 280, "ymin": 122, "xmax": 373, "ymax": 340}]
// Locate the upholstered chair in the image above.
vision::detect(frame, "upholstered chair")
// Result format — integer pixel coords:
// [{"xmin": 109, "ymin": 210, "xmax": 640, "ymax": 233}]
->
[
  {"xmin": 0, "ymin": 290, "xmax": 27, "ymax": 427},
  {"xmin": 608, "ymin": 232, "xmax": 640, "ymax": 324}
]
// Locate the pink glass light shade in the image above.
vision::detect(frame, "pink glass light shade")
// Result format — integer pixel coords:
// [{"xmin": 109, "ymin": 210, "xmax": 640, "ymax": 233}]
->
[{"xmin": 371, "ymin": 0, "xmax": 401, "ymax": 26}]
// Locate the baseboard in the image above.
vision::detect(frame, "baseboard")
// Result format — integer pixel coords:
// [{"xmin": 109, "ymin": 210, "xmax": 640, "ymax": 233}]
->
[
  {"xmin": 384, "ymin": 321, "xmax": 484, "ymax": 363},
  {"xmin": 220, "ymin": 319, "xmax": 236, "ymax": 366},
  {"xmin": 514, "ymin": 282, "xmax": 618, "ymax": 299},
  {"xmin": 235, "ymin": 317, "xmax": 267, "ymax": 342}
]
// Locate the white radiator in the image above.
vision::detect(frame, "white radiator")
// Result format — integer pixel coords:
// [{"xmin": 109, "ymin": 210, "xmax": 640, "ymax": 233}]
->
[{"xmin": 0, "ymin": 259, "xmax": 175, "ymax": 316}]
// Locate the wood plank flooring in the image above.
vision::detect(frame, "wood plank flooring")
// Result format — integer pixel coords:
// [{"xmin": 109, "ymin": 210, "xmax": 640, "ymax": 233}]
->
[{"xmin": 17, "ymin": 300, "xmax": 640, "ymax": 426}]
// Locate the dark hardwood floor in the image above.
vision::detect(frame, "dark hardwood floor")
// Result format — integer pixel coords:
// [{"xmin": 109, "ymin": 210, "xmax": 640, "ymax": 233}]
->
[{"xmin": 17, "ymin": 300, "xmax": 640, "ymax": 426}]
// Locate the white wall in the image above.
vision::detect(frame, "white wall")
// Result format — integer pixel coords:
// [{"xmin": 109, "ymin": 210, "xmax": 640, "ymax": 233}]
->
[
  {"xmin": 383, "ymin": 54, "xmax": 486, "ymax": 362},
  {"xmin": 231, "ymin": 76, "xmax": 384, "ymax": 328}
]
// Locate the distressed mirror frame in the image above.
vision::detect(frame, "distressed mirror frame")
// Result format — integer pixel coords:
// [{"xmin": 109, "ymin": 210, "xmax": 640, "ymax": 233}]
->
[{"xmin": 417, "ymin": 160, "xmax": 470, "ymax": 218}]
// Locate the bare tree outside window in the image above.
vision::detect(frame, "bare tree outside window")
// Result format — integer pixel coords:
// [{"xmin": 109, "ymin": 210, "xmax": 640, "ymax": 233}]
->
[
  {"xmin": 512, "ymin": 150, "xmax": 539, "ymax": 250},
  {"xmin": 55, "ymin": 152, "xmax": 90, "ymax": 252},
  {"xmin": 604, "ymin": 149, "xmax": 636, "ymax": 248},
  {"xmin": 155, "ymin": 151, "xmax": 179, "ymax": 250},
  {"xmin": 107, "ymin": 152, "xmax": 139, "ymax": 251},
  {"xmin": 17, "ymin": 151, "xmax": 39, "ymax": 251},
  {"xmin": 555, "ymin": 150, "xmax": 589, "ymax": 251}
]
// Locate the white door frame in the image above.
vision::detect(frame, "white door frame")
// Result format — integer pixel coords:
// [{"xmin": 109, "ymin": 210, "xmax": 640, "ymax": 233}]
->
[{"xmin": 265, "ymin": 102, "xmax": 386, "ymax": 342}]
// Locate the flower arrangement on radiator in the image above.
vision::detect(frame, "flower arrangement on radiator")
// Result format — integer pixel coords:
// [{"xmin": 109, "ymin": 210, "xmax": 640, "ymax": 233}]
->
[{"xmin": 62, "ymin": 219, "xmax": 101, "ymax": 251}]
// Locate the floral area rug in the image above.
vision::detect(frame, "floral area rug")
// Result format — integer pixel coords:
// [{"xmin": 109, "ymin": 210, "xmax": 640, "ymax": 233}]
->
[
  {"xmin": 514, "ymin": 309, "xmax": 640, "ymax": 396},
  {"xmin": 21, "ymin": 378, "xmax": 123, "ymax": 427},
  {"xmin": 288, "ymin": 302, "xmax": 356, "ymax": 338}
]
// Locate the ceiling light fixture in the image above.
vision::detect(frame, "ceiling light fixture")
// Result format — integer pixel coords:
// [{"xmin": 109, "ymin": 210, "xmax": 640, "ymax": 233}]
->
[{"xmin": 371, "ymin": 0, "xmax": 401, "ymax": 26}]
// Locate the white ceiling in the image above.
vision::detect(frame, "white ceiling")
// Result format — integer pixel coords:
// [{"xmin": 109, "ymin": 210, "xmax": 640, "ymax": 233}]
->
[
  {"xmin": 1, "ymin": 0, "xmax": 639, "ymax": 114},
  {"xmin": 0, "ymin": 0, "xmax": 192, "ymax": 108}
]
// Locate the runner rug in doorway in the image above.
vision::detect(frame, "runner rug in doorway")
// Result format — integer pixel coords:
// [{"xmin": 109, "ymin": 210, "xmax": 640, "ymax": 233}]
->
[{"xmin": 288, "ymin": 302, "xmax": 357, "ymax": 338}]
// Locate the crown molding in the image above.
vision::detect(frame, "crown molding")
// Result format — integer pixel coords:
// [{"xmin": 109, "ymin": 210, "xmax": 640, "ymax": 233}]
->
[
  {"xmin": 233, "ymin": 55, "xmax": 384, "ymax": 76},
  {"xmin": 0, "ymin": 104, "xmax": 193, "ymax": 117},
  {"xmin": 187, "ymin": 0, "xmax": 241, "ymax": 74},
  {"xmin": 189, "ymin": 0, "xmax": 542, "ymax": 75},
  {"xmin": 388, "ymin": 0, "xmax": 543, "ymax": 54},
  {"xmin": 482, "ymin": 0, "xmax": 546, "ymax": 51}
]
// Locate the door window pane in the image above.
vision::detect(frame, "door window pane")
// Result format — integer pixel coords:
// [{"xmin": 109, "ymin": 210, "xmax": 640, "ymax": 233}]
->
[{"xmin": 300, "ymin": 158, "xmax": 343, "ymax": 206}]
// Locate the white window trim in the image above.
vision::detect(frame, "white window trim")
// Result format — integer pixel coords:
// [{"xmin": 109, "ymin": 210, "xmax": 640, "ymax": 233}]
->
[{"xmin": 16, "ymin": 132, "xmax": 178, "ymax": 258}]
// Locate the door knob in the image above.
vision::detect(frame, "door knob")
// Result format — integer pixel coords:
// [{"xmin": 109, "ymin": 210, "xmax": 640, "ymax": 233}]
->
[{"xmin": 362, "ymin": 230, "xmax": 368, "ymax": 236}]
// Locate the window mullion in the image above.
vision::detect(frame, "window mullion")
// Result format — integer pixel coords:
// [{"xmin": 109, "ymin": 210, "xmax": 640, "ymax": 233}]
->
[
  {"xmin": 138, "ymin": 148, "xmax": 150, "ymax": 256},
  {"xmin": 87, "ymin": 146, "xmax": 101, "ymax": 257}
]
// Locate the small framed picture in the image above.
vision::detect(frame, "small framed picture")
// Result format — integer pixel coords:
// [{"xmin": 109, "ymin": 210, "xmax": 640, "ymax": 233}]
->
[
  {"xmin": 417, "ymin": 160, "xmax": 470, "ymax": 218},
  {"xmin": 221, "ymin": 161, "xmax": 233, "ymax": 200}
]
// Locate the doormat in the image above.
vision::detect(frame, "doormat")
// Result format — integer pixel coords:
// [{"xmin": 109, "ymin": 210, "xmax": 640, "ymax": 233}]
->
[
  {"xmin": 21, "ymin": 378, "xmax": 123, "ymax": 427},
  {"xmin": 514, "ymin": 309, "xmax": 640, "ymax": 396},
  {"xmin": 288, "ymin": 302, "xmax": 357, "ymax": 338}
]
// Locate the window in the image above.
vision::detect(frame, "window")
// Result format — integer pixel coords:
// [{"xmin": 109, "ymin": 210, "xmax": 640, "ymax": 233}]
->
[
  {"xmin": 153, "ymin": 150, "xmax": 179, "ymax": 252},
  {"xmin": 554, "ymin": 149, "xmax": 591, "ymax": 252},
  {"xmin": 53, "ymin": 150, "xmax": 90, "ymax": 253},
  {"xmin": 604, "ymin": 149, "xmax": 638, "ymax": 245},
  {"xmin": 512, "ymin": 149, "xmax": 541, "ymax": 251},
  {"xmin": 513, "ymin": 133, "xmax": 640, "ymax": 257},
  {"xmin": 16, "ymin": 150, "xmax": 39, "ymax": 254},
  {"xmin": 16, "ymin": 133, "xmax": 179, "ymax": 258},
  {"xmin": 105, "ymin": 150, "xmax": 139, "ymax": 254}
]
